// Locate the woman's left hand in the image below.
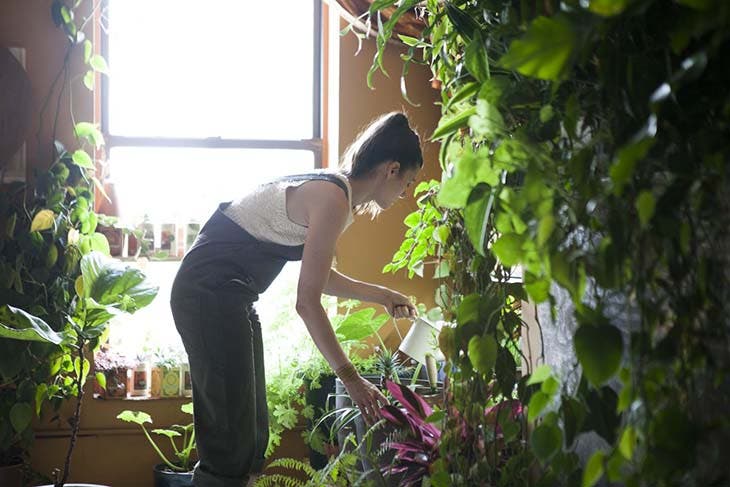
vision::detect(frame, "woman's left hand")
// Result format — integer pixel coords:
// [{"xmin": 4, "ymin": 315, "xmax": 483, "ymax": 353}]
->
[{"xmin": 380, "ymin": 289, "xmax": 417, "ymax": 319}]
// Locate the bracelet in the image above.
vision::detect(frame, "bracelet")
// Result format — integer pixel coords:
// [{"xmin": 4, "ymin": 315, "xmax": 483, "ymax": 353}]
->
[{"xmin": 334, "ymin": 362, "xmax": 359, "ymax": 383}]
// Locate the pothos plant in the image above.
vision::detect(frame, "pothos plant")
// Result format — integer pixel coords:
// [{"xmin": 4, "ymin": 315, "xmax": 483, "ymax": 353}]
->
[
  {"xmin": 363, "ymin": 0, "xmax": 730, "ymax": 486},
  {"xmin": 0, "ymin": 0, "xmax": 139, "ymax": 484}
]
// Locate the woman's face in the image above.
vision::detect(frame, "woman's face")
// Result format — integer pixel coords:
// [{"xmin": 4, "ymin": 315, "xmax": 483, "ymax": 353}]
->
[{"xmin": 376, "ymin": 164, "xmax": 420, "ymax": 209}]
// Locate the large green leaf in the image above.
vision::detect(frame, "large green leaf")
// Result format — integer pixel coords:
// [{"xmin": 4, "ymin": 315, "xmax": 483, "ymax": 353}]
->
[
  {"xmin": 499, "ymin": 15, "xmax": 576, "ymax": 81},
  {"xmin": 438, "ymin": 148, "xmax": 499, "ymax": 209},
  {"xmin": 464, "ymin": 31, "xmax": 489, "ymax": 83},
  {"xmin": 80, "ymin": 251, "xmax": 158, "ymax": 312},
  {"xmin": 463, "ymin": 184, "xmax": 493, "ymax": 256},
  {"xmin": 586, "ymin": 0, "xmax": 631, "ymax": 16},
  {"xmin": 10, "ymin": 402, "xmax": 33, "ymax": 433},
  {"xmin": 431, "ymin": 105, "xmax": 477, "ymax": 140},
  {"xmin": 468, "ymin": 334, "xmax": 497, "ymax": 375},
  {"xmin": 335, "ymin": 308, "xmax": 388, "ymax": 342},
  {"xmin": 0, "ymin": 305, "xmax": 65, "ymax": 345},
  {"xmin": 574, "ymin": 324, "xmax": 623, "ymax": 386},
  {"xmin": 491, "ymin": 233, "xmax": 524, "ymax": 267},
  {"xmin": 530, "ymin": 423, "xmax": 562, "ymax": 463},
  {"xmin": 117, "ymin": 410, "xmax": 152, "ymax": 426}
]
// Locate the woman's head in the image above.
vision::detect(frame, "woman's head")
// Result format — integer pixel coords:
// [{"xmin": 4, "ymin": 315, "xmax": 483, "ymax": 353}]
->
[
  {"xmin": 341, "ymin": 112, "xmax": 423, "ymax": 214},
  {"xmin": 342, "ymin": 112, "xmax": 423, "ymax": 179}
]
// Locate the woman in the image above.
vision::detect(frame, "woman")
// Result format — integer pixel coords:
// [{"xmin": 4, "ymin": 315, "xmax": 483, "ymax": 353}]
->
[{"xmin": 170, "ymin": 112, "xmax": 422, "ymax": 486}]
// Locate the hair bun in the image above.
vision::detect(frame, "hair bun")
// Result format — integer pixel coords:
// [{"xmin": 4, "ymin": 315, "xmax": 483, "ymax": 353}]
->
[{"xmin": 391, "ymin": 112, "xmax": 410, "ymax": 128}]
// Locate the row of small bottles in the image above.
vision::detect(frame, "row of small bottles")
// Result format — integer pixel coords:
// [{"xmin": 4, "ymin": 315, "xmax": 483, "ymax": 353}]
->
[{"xmin": 96, "ymin": 363, "xmax": 193, "ymax": 399}]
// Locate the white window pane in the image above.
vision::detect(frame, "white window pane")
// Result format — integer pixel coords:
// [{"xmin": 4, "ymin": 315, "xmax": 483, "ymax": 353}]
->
[
  {"xmin": 107, "ymin": 260, "xmax": 317, "ymax": 380},
  {"xmin": 109, "ymin": 147, "xmax": 314, "ymax": 223},
  {"xmin": 107, "ymin": 0, "xmax": 315, "ymax": 140}
]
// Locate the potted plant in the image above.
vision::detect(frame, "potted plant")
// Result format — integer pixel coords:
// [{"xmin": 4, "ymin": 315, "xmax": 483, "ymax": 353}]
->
[
  {"xmin": 117, "ymin": 403, "xmax": 195, "ymax": 487},
  {"xmin": 92, "ymin": 347, "xmax": 133, "ymax": 399}
]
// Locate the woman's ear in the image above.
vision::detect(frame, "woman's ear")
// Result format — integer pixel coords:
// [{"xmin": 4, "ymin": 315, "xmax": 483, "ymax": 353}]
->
[{"xmin": 386, "ymin": 161, "xmax": 401, "ymax": 178}]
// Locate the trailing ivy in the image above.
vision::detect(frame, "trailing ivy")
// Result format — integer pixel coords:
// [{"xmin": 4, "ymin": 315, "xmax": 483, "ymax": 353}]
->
[{"xmin": 368, "ymin": 0, "xmax": 729, "ymax": 485}]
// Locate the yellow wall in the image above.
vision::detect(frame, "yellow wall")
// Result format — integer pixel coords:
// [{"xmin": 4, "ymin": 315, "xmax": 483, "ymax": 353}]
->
[
  {"xmin": 1, "ymin": 3, "xmax": 441, "ymax": 485},
  {"xmin": 336, "ymin": 20, "xmax": 442, "ymax": 349}
]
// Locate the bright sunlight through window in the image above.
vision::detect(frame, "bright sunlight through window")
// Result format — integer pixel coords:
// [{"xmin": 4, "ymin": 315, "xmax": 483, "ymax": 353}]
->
[{"xmin": 103, "ymin": 0, "xmax": 324, "ymax": 378}]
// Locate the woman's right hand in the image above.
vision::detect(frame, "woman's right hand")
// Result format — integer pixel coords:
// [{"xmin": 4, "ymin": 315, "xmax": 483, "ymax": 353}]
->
[{"xmin": 341, "ymin": 374, "xmax": 388, "ymax": 425}]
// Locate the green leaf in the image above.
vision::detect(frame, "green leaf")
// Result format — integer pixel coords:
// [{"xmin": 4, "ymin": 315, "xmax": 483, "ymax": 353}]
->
[
  {"xmin": 181, "ymin": 402, "xmax": 194, "ymax": 415},
  {"xmin": 468, "ymin": 334, "xmax": 498, "ymax": 375},
  {"xmin": 586, "ymin": 0, "xmax": 631, "ymax": 16},
  {"xmin": 464, "ymin": 32, "xmax": 489, "ymax": 83},
  {"xmin": 89, "ymin": 54, "xmax": 109, "ymax": 73},
  {"xmin": 83, "ymin": 39, "xmax": 93, "ymax": 63},
  {"xmin": 152, "ymin": 429, "xmax": 181, "ymax": 439},
  {"xmin": 75, "ymin": 122, "xmax": 104, "ymax": 148},
  {"xmin": 495, "ymin": 347, "xmax": 517, "ymax": 396},
  {"xmin": 397, "ymin": 34, "xmax": 420, "ymax": 47},
  {"xmin": 438, "ymin": 148, "xmax": 499, "ymax": 209},
  {"xmin": 445, "ymin": 82, "xmax": 479, "ymax": 110},
  {"xmin": 530, "ymin": 423, "xmax": 562, "ymax": 462},
  {"xmin": 431, "ymin": 106, "xmax": 477, "ymax": 140},
  {"xmin": 464, "ymin": 184, "xmax": 493, "ymax": 256},
  {"xmin": 491, "ymin": 233, "xmax": 524, "ymax": 267},
  {"xmin": 619, "ymin": 426, "xmax": 636, "ymax": 459},
  {"xmin": 574, "ymin": 324, "xmax": 623, "ymax": 386},
  {"xmin": 95, "ymin": 371, "xmax": 106, "ymax": 391},
  {"xmin": 0, "ymin": 305, "xmax": 66, "ymax": 344},
  {"xmin": 444, "ymin": 2, "xmax": 481, "ymax": 42},
  {"xmin": 583, "ymin": 451, "xmax": 605, "ymax": 487},
  {"xmin": 30, "ymin": 209, "xmax": 55, "ymax": 232},
  {"xmin": 71, "ymin": 149, "xmax": 94, "ymax": 168},
  {"xmin": 35, "ymin": 383, "xmax": 48, "ymax": 416},
  {"xmin": 469, "ymin": 98, "xmax": 504, "ymax": 137},
  {"xmin": 527, "ymin": 391, "xmax": 551, "ymax": 422},
  {"xmin": 335, "ymin": 308, "xmax": 388, "ymax": 342},
  {"xmin": 635, "ymin": 191, "xmax": 655, "ymax": 228},
  {"xmin": 499, "ymin": 15, "xmax": 576, "ymax": 81},
  {"xmin": 116, "ymin": 410, "xmax": 152, "ymax": 425},
  {"xmin": 541, "ymin": 376, "xmax": 560, "ymax": 396},
  {"xmin": 10, "ymin": 402, "xmax": 33, "ymax": 433},
  {"xmin": 83, "ymin": 70, "xmax": 95, "ymax": 90},
  {"xmin": 369, "ymin": 0, "xmax": 396, "ymax": 13},
  {"xmin": 609, "ymin": 137, "xmax": 655, "ymax": 196},
  {"xmin": 527, "ymin": 364, "xmax": 552, "ymax": 385}
]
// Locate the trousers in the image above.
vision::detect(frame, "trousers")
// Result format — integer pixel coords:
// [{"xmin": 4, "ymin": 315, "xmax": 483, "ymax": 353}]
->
[{"xmin": 170, "ymin": 281, "xmax": 268, "ymax": 487}]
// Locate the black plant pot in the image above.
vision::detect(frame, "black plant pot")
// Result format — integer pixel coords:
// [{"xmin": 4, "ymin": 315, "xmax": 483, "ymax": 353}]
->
[
  {"xmin": 304, "ymin": 374, "xmax": 337, "ymax": 470},
  {"xmin": 0, "ymin": 462, "xmax": 23, "ymax": 487},
  {"xmin": 153, "ymin": 464, "xmax": 193, "ymax": 487}
]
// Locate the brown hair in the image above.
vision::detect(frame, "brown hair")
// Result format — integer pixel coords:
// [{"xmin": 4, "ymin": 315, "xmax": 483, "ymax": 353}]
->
[{"xmin": 340, "ymin": 112, "xmax": 423, "ymax": 216}]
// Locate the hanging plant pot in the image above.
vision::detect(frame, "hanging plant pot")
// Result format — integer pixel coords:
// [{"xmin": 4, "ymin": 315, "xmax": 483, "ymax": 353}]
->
[{"xmin": 153, "ymin": 464, "xmax": 193, "ymax": 487}]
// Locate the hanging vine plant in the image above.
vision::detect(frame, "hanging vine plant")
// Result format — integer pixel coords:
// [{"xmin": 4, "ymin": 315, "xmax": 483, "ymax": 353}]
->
[{"xmin": 363, "ymin": 0, "xmax": 729, "ymax": 485}]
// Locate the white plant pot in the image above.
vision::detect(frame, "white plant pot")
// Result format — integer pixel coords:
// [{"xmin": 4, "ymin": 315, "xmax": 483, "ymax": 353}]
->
[{"xmin": 398, "ymin": 317, "xmax": 443, "ymax": 365}]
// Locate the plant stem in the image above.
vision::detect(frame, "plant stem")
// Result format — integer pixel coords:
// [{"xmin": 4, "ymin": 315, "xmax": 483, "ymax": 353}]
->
[{"xmin": 56, "ymin": 338, "xmax": 85, "ymax": 487}]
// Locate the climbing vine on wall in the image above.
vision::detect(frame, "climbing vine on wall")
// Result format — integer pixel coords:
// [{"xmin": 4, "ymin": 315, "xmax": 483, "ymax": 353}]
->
[{"xmin": 369, "ymin": 0, "xmax": 730, "ymax": 485}]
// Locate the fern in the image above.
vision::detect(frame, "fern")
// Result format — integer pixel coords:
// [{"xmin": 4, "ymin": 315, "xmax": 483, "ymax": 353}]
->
[
  {"xmin": 267, "ymin": 457, "xmax": 317, "ymax": 478},
  {"xmin": 253, "ymin": 473, "xmax": 305, "ymax": 487}
]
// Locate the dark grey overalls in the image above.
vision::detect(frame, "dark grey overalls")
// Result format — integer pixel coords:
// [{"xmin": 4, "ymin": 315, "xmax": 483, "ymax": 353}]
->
[{"xmin": 170, "ymin": 173, "xmax": 349, "ymax": 487}]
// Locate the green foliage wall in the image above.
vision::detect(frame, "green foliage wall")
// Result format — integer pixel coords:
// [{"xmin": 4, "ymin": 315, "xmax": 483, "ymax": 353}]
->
[{"xmin": 368, "ymin": 0, "xmax": 730, "ymax": 485}]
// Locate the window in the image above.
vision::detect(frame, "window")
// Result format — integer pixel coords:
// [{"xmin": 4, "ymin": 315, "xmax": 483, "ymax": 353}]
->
[{"xmin": 102, "ymin": 0, "xmax": 326, "ymax": 377}]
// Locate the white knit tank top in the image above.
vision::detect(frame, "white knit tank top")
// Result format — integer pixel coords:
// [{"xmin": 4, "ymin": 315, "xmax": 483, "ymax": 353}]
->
[{"xmin": 221, "ymin": 171, "xmax": 354, "ymax": 246}]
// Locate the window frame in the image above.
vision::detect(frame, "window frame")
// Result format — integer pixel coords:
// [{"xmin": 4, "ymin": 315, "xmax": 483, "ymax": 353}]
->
[{"xmin": 99, "ymin": 0, "xmax": 325, "ymax": 168}]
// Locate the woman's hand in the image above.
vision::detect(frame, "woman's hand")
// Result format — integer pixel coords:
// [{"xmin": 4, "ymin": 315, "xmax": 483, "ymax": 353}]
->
[
  {"xmin": 342, "ymin": 374, "xmax": 388, "ymax": 425},
  {"xmin": 380, "ymin": 288, "xmax": 417, "ymax": 319}
]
